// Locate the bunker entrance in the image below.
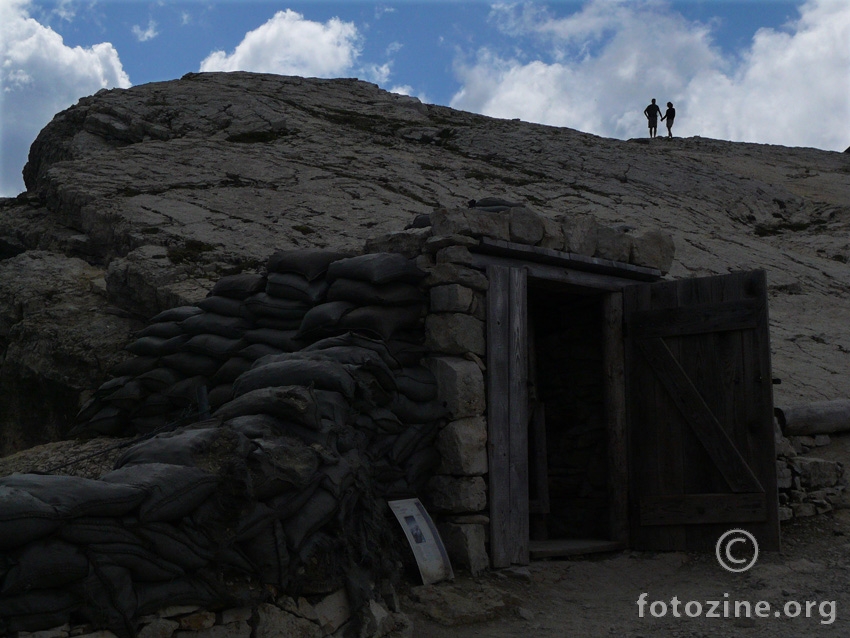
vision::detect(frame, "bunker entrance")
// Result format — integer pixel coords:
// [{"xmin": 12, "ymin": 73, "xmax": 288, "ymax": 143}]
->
[{"xmin": 527, "ymin": 287, "xmax": 621, "ymax": 557}]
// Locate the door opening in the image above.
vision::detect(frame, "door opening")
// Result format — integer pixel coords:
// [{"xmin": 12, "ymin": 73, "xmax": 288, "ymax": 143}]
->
[{"xmin": 526, "ymin": 285, "xmax": 625, "ymax": 558}]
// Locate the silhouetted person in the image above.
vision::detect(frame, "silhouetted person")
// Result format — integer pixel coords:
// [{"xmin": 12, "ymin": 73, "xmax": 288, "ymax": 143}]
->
[
  {"xmin": 661, "ymin": 102, "xmax": 675, "ymax": 138},
  {"xmin": 644, "ymin": 98, "xmax": 662, "ymax": 138}
]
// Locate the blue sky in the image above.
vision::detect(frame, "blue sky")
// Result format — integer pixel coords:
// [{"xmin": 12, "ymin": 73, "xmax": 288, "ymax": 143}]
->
[{"xmin": 2, "ymin": 1, "xmax": 849, "ymax": 197}]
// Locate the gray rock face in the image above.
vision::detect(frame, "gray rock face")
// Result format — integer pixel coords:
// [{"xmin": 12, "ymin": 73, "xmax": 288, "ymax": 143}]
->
[{"xmin": 2, "ymin": 71, "xmax": 850, "ymax": 453}]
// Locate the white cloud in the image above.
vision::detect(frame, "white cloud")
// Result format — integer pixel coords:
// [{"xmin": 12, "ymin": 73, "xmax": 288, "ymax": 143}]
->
[
  {"xmin": 0, "ymin": 0, "xmax": 131, "ymax": 197},
  {"xmin": 132, "ymin": 19, "xmax": 159, "ymax": 42},
  {"xmin": 361, "ymin": 62, "xmax": 392, "ymax": 85},
  {"xmin": 199, "ymin": 9, "xmax": 361, "ymax": 77},
  {"xmin": 451, "ymin": 0, "xmax": 850, "ymax": 151}
]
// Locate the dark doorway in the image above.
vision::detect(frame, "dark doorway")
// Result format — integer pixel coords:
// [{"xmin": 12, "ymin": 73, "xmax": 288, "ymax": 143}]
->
[{"xmin": 527, "ymin": 287, "xmax": 620, "ymax": 557}]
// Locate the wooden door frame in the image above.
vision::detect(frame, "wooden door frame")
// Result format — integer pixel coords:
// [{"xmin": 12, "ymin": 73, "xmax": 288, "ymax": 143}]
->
[{"xmin": 481, "ymin": 259, "xmax": 642, "ymax": 567}]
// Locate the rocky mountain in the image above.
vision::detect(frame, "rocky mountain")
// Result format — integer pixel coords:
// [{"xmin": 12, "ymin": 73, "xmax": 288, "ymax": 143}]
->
[{"xmin": 1, "ymin": 71, "xmax": 849, "ymax": 456}]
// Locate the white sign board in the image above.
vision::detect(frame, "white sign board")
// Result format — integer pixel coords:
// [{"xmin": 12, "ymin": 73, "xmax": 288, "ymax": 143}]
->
[{"xmin": 388, "ymin": 498, "xmax": 454, "ymax": 585}]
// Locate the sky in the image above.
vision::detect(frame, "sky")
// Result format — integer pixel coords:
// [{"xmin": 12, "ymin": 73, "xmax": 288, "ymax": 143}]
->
[{"xmin": 1, "ymin": 0, "xmax": 849, "ymax": 197}]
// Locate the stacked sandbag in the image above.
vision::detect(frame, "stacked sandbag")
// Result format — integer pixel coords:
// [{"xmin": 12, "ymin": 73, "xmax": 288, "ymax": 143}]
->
[{"xmin": 8, "ymin": 250, "xmax": 451, "ymax": 635}]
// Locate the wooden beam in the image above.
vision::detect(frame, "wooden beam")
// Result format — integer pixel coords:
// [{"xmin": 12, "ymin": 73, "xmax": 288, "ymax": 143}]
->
[
  {"xmin": 475, "ymin": 237, "xmax": 662, "ymax": 281},
  {"xmin": 603, "ymin": 293, "xmax": 629, "ymax": 546},
  {"xmin": 508, "ymin": 266, "xmax": 529, "ymax": 565},
  {"xmin": 486, "ymin": 265, "xmax": 512, "ymax": 569},
  {"xmin": 640, "ymin": 493, "xmax": 767, "ymax": 526},
  {"xmin": 636, "ymin": 337, "xmax": 764, "ymax": 493},
  {"xmin": 628, "ymin": 298, "xmax": 761, "ymax": 339}
]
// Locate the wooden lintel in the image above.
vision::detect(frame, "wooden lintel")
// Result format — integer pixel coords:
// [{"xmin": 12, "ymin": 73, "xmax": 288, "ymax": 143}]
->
[
  {"xmin": 474, "ymin": 237, "xmax": 662, "ymax": 282},
  {"xmin": 640, "ymin": 493, "xmax": 767, "ymax": 526}
]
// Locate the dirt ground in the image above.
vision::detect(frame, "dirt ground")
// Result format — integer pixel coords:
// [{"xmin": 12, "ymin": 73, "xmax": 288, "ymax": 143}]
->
[{"xmin": 404, "ymin": 508, "xmax": 850, "ymax": 638}]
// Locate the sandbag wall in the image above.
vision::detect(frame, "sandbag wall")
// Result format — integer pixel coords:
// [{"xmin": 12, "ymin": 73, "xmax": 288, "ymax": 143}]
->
[{"xmin": 0, "ymin": 250, "xmax": 447, "ymax": 636}]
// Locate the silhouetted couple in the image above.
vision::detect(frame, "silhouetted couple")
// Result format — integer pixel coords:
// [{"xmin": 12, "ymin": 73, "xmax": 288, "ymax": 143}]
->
[{"xmin": 643, "ymin": 99, "xmax": 675, "ymax": 138}]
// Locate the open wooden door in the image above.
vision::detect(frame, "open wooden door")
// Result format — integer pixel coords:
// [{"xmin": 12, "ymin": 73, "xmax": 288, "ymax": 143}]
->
[{"xmin": 624, "ymin": 270, "xmax": 780, "ymax": 551}]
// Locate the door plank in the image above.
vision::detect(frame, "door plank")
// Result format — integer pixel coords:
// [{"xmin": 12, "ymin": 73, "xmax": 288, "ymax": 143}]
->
[
  {"xmin": 641, "ymin": 493, "xmax": 767, "ymax": 526},
  {"xmin": 636, "ymin": 337, "xmax": 764, "ymax": 493}
]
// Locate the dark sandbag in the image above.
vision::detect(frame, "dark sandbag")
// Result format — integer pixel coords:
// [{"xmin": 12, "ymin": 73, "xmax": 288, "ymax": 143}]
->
[
  {"xmin": 70, "ymin": 406, "xmax": 125, "ymax": 437},
  {"xmin": 389, "ymin": 394, "xmax": 448, "ymax": 424},
  {"xmin": 100, "ymin": 463, "xmax": 219, "ymax": 523},
  {"xmin": 149, "ymin": 305, "xmax": 204, "ymax": 323},
  {"xmin": 225, "ymin": 414, "xmax": 289, "ymax": 439},
  {"xmin": 207, "ymin": 384, "xmax": 233, "ymax": 408},
  {"xmin": 255, "ymin": 348, "xmax": 395, "ymax": 391},
  {"xmin": 164, "ymin": 376, "xmax": 209, "ymax": 407},
  {"xmin": 326, "ymin": 278, "xmax": 424, "ymax": 306},
  {"xmin": 115, "ymin": 427, "xmax": 252, "ymax": 469},
  {"xmin": 386, "ymin": 339, "xmax": 428, "ymax": 367},
  {"xmin": 238, "ymin": 343, "xmax": 286, "ymax": 361},
  {"xmin": 210, "ymin": 273, "xmax": 267, "ymax": 300},
  {"xmin": 295, "ymin": 301, "xmax": 356, "ymax": 340},
  {"xmin": 89, "ymin": 543, "xmax": 184, "ymax": 582},
  {"xmin": 395, "ymin": 366, "xmax": 438, "ymax": 402},
  {"xmin": 161, "ymin": 352, "xmax": 221, "ymax": 377},
  {"xmin": 2, "ymin": 539, "xmax": 89, "ymax": 595},
  {"xmin": 0, "ymin": 486, "xmax": 60, "ymax": 550},
  {"xmin": 235, "ymin": 502, "xmax": 279, "ymax": 542},
  {"xmin": 135, "ymin": 321, "xmax": 184, "ymax": 339},
  {"xmin": 184, "ymin": 334, "xmax": 247, "ymax": 359},
  {"xmin": 135, "ymin": 523, "xmax": 213, "ymax": 572},
  {"xmin": 0, "ymin": 474, "xmax": 146, "ymax": 519},
  {"xmin": 249, "ymin": 436, "xmax": 319, "ymax": 499},
  {"xmin": 283, "ymin": 487, "xmax": 338, "ymax": 550},
  {"xmin": 126, "ymin": 334, "xmax": 190, "ymax": 357},
  {"xmin": 110, "ymin": 355, "xmax": 159, "ymax": 378},
  {"xmin": 312, "ymin": 389, "xmax": 351, "ymax": 424},
  {"xmin": 326, "ymin": 253, "xmax": 427, "ymax": 285},
  {"xmin": 391, "ymin": 422, "xmax": 437, "ymax": 465},
  {"xmin": 58, "ymin": 517, "xmax": 143, "ymax": 546},
  {"xmin": 255, "ymin": 315, "xmax": 305, "ymax": 331},
  {"xmin": 365, "ymin": 408, "xmax": 404, "ymax": 434},
  {"xmin": 101, "ymin": 379, "xmax": 147, "ymax": 411},
  {"xmin": 240, "ymin": 519, "xmax": 289, "ymax": 587},
  {"xmin": 0, "ymin": 590, "xmax": 79, "ymax": 634},
  {"xmin": 338, "ymin": 304, "xmax": 424, "ymax": 341},
  {"xmin": 135, "ymin": 393, "xmax": 173, "ymax": 417},
  {"xmin": 130, "ymin": 415, "xmax": 170, "ymax": 434},
  {"xmin": 94, "ymin": 375, "xmax": 134, "ymax": 396},
  {"xmin": 233, "ymin": 359, "xmax": 357, "ymax": 398},
  {"xmin": 136, "ymin": 367, "xmax": 184, "ymax": 393},
  {"xmin": 404, "ymin": 446, "xmax": 441, "ymax": 491},
  {"xmin": 243, "ymin": 328, "xmax": 304, "ymax": 352},
  {"xmin": 180, "ymin": 312, "xmax": 253, "ymax": 339},
  {"xmin": 320, "ymin": 452, "xmax": 358, "ymax": 498},
  {"xmin": 210, "ymin": 356, "xmax": 254, "ymax": 385},
  {"xmin": 304, "ymin": 332, "xmax": 401, "ymax": 369},
  {"xmin": 245, "ymin": 293, "xmax": 310, "ymax": 320},
  {"xmin": 267, "ymin": 249, "xmax": 350, "ymax": 281},
  {"xmin": 213, "ymin": 386, "xmax": 323, "ymax": 430},
  {"xmin": 135, "ymin": 574, "xmax": 221, "ymax": 617},
  {"xmin": 197, "ymin": 294, "xmax": 254, "ymax": 318},
  {"xmin": 71, "ymin": 561, "xmax": 137, "ymax": 638},
  {"xmin": 266, "ymin": 272, "xmax": 329, "ymax": 304}
]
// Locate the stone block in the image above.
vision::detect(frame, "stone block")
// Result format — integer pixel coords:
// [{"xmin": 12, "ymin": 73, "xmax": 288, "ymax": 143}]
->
[
  {"xmin": 20, "ymin": 625, "xmax": 72, "ymax": 638},
  {"xmin": 814, "ymin": 434, "xmax": 831, "ymax": 446},
  {"xmin": 595, "ymin": 225, "xmax": 632, "ymax": 262},
  {"xmin": 220, "ymin": 608, "xmax": 253, "ymax": 625},
  {"xmin": 430, "ymin": 284, "xmax": 475, "ymax": 313},
  {"xmin": 424, "ymin": 263, "xmax": 489, "ymax": 291},
  {"xmin": 428, "ymin": 475, "xmax": 487, "ymax": 513},
  {"xmin": 425, "ymin": 313, "xmax": 485, "ymax": 356},
  {"xmin": 364, "ymin": 227, "xmax": 432, "ymax": 258},
  {"xmin": 179, "ymin": 611, "xmax": 216, "ymax": 631},
  {"xmin": 509, "ymin": 207, "xmax": 544, "ymax": 245},
  {"xmin": 313, "ymin": 588, "xmax": 351, "ymax": 635},
  {"xmin": 562, "ymin": 215, "xmax": 598, "ymax": 256},
  {"xmin": 793, "ymin": 457, "xmax": 842, "ymax": 489},
  {"xmin": 422, "ymin": 234, "xmax": 480, "ymax": 254},
  {"xmin": 423, "ymin": 356, "xmax": 486, "ymax": 419},
  {"xmin": 791, "ymin": 502, "xmax": 817, "ymax": 518},
  {"xmin": 254, "ymin": 604, "xmax": 321, "ymax": 638},
  {"xmin": 538, "ymin": 216, "xmax": 566, "ymax": 250},
  {"xmin": 629, "ymin": 228, "xmax": 675, "ymax": 274},
  {"xmin": 430, "ymin": 208, "xmax": 510, "ymax": 241},
  {"xmin": 140, "ymin": 619, "xmax": 179, "ymax": 638},
  {"xmin": 436, "ymin": 245, "xmax": 475, "ymax": 266},
  {"xmin": 175, "ymin": 623, "xmax": 251, "ymax": 638},
  {"xmin": 437, "ymin": 522, "xmax": 490, "ymax": 575},
  {"xmin": 776, "ymin": 461, "xmax": 793, "ymax": 490},
  {"xmin": 437, "ymin": 416, "xmax": 488, "ymax": 475}
]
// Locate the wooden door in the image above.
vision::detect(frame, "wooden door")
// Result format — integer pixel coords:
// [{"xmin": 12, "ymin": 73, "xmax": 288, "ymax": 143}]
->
[{"xmin": 624, "ymin": 270, "xmax": 780, "ymax": 551}]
